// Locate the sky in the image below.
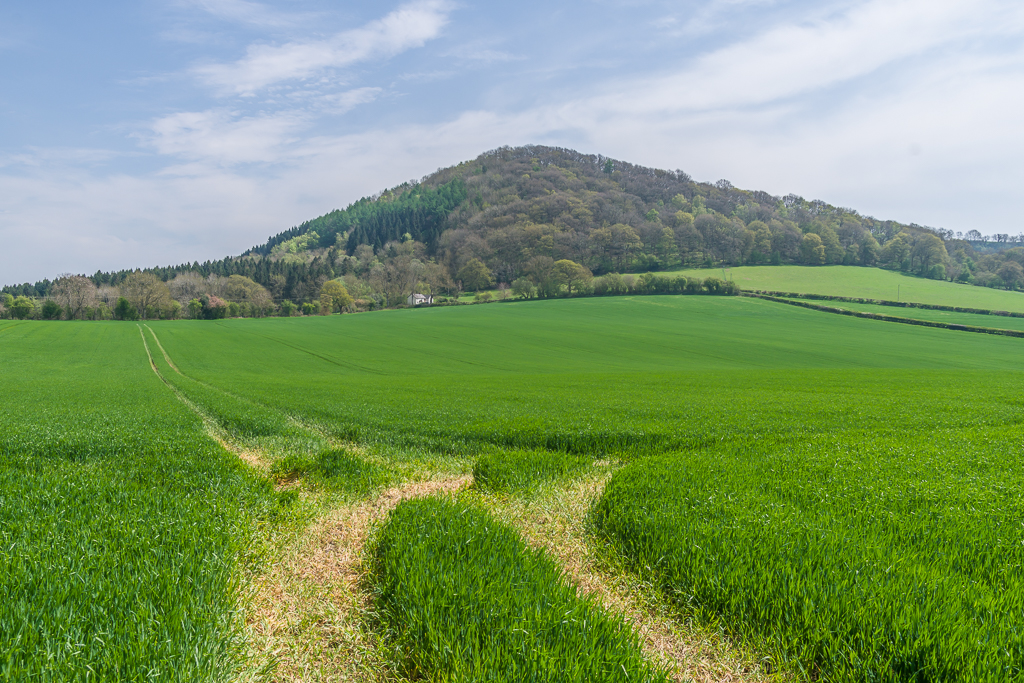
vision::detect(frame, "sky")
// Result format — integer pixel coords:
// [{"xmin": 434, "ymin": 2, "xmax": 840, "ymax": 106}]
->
[{"xmin": 2, "ymin": 0, "xmax": 1024, "ymax": 284}]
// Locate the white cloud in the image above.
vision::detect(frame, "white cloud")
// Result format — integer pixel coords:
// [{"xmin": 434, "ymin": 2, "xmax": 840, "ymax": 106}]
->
[
  {"xmin": 594, "ymin": 0, "xmax": 1024, "ymax": 113},
  {"xmin": 138, "ymin": 86, "xmax": 381, "ymax": 166},
  {"xmin": 193, "ymin": 0, "xmax": 454, "ymax": 95},
  {"xmin": 143, "ymin": 109, "xmax": 308, "ymax": 164}
]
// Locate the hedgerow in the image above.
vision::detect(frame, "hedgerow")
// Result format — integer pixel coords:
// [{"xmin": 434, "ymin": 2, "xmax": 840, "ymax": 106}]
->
[{"xmin": 748, "ymin": 292, "xmax": 1024, "ymax": 338}]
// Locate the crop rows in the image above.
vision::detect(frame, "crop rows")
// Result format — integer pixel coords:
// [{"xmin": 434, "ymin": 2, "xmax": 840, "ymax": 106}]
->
[
  {"xmin": 370, "ymin": 496, "xmax": 667, "ymax": 682},
  {"xmin": 0, "ymin": 323, "xmax": 279, "ymax": 682},
  {"xmin": 593, "ymin": 427, "xmax": 1024, "ymax": 681}
]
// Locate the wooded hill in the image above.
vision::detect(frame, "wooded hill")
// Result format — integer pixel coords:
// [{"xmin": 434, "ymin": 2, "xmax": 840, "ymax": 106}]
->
[{"xmin": 6, "ymin": 145, "xmax": 1024, "ymax": 300}]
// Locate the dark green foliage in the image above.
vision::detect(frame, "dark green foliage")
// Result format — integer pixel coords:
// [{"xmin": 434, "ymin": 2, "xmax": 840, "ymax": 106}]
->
[
  {"xmin": 591, "ymin": 428, "xmax": 1024, "ymax": 682},
  {"xmin": 369, "ymin": 496, "xmax": 667, "ymax": 683},
  {"xmin": 245, "ymin": 178, "xmax": 467, "ymax": 256},
  {"xmin": 114, "ymin": 296, "xmax": 138, "ymax": 320},
  {"xmin": 473, "ymin": 448, "xmax": 591, "ymax": 492},
  {"xmin": 40, "ymin": 299, "xmax": 62, "ymax": 320}
]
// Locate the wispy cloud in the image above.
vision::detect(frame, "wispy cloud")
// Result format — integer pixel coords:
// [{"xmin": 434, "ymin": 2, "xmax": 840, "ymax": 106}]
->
[
  {"xmin": 139, "ymin": 85, "xmax": 382, "ymax": 165},
  {"xmin": 193, "ymin": 0, "xmax": 454, "ymax": 95},
  {"xmin": 590, "ymin": 0, "xmax": 1024, "ymax": 114},
  {"xmin": 445, "ymin": 40, "xmax": 520, "ymax": 63},
  {"xmin": 183, "ymin": 0, "xmax": 315, "ymax": 28},
  {"xmin": 143, "ymin": 109, "xmax": 307, "ymax": 164}
]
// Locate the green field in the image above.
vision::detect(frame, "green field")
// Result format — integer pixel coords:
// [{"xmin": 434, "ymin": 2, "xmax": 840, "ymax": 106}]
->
[
  {"xmin": 660, "ymin": 265, "xmax": 1024, "ymax": 312},
  {"xmin": 0, "ymin": 321, "xmax": 278, "ymax": 681},
  {"xmin": 3, "ymin": 293, "xmax": 1024, "ymax": 680}
]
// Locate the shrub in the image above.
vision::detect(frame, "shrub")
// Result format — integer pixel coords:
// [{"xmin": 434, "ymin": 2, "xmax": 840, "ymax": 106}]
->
[
  {"xmin": 473, "ymin": 448, "xmax": 591, "ymax": 492},
  {"xmin": 301, "ymin": 302, "xmax": 317, "ymax": 315},
  {"xmin": 511, "ymin": 277, "xmax": 537, "ymax": 299},
  {"xmin": 40, "ymin": 300, "xmax": 62, "ymax": 320},
  {"xmin": 113, "ymin": 297, "xmax": 138, "ymax": 321},
  {"xmin": 370, "ymin": 497, "xmax": 666, "ymax": 682},
  {"xmin": 702, "ymin": 276, "xmax": 725, "ymax": 294}
]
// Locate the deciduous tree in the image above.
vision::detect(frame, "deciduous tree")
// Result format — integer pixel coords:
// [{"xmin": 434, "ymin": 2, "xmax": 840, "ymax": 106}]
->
[
  {"xmin": 552, "ymin": 259, "xmax": 592, "ymax": 295},
  {"xmin": 120, "ymin": 272, "xmax": 171, "ymax": 320},
  {"xmin": 457, "ymin": 258, "xmax": 493, "ymax": 292},
  {"xmin": 320, "ymin": 279, "xmax": 353, "ymax": 312},
  {"xmin": 52, "ymin": 274, "xmax": 96, "ymax": 320},
  {"xmin": 799, "ymin": 234, "xmax": 826, "ymax": 265},
  {"xmin": 10, "ymin": 296, "xmax": 34, "ymax": 320}
]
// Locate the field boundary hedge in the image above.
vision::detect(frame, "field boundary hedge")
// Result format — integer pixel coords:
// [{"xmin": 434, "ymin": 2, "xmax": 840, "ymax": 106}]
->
[
  {"xmin": 750, "ymin": 290, "xmax": 1024, "ymax": 317},
  {"xmin": 744, "ymin": 293, "xmax": 1024, "ymax": 338}
]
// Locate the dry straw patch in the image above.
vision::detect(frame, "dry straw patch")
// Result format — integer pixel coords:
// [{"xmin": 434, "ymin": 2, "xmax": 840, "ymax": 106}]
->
[
  {"xmin": 241, "ymin": 475, "xmax": 471, "ymax": 682},
  {"xmin": 478, "ymin": 472, "xmax": 780, "ymax": 683}
]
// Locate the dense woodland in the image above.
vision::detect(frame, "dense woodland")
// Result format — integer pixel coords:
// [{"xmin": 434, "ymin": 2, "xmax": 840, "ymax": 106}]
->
[{"xmin": 4, "ymin": 146, "xmax": 1024, "ymax": 319}]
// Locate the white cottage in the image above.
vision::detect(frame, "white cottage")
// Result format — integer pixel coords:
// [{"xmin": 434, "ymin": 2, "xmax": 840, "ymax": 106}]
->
[{"xmin": 407, "ymin": 293, "xmax": 434, "ymax": 306}]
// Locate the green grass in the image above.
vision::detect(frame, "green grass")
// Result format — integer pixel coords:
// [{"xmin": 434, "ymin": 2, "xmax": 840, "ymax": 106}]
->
[
  {"xmin": 148, "ymin": 297, "xmax": 1024, "ymax": 456},
  {"xmin": 8, "ymin": 294, "xmax": 1024, "ymax": 680},
  {"xmin": 786, "ymin": 298, "xmax": 1024, "ymax": 331},
  {"xmin": 369, "ymin": 496, "xmax": 667, "ymax": 682},
  {"xmin": 473, "ymin": 448, "xmax": 592, "ymax": 492},
  {"xmin": 658, "ymin": 265, "xmax": 1024, "ymax": 312},
  {"xmin": 592, "ymin": 426, "xmax": 1024, "ymax": 681},
  {"xmin": 0, "ymin": 323, "xmax": 279, "ymax": 682},
  {"xmin": 270, "ymin": 447, "xmax": 393, "ymax": 496}
]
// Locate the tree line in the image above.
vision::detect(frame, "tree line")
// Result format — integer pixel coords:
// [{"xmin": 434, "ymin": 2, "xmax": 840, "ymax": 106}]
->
[{"xmin": 5, "ymin": 145, "xmax": 1024, "ymax": 310}]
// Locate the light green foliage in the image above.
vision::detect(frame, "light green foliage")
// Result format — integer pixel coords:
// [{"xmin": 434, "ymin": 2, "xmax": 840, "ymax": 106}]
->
[
  {"xmin": 271, "ymin": 230, "xmax": 321, "ymax": 256},
  {"xmin": 457, "ymin": 257, "xmax": 492, "ymax": 291},
  {"xmin": 473, "ymin": 449, "xmax": 591, "ymax": 492},
  {"xmin": 592, "ymin": 427, "xmax": 1024, "ymax": 681},
  {"xmin": 370, "ymin": 496, "xmax": 667, "ymax": 682},
  {"xmin": 658, "ymin": 265, "xmax": 1024, "ymax": 311},
  {"xmin": 0, "ymin": 323, "xmax": 277, "ymax": 681}
]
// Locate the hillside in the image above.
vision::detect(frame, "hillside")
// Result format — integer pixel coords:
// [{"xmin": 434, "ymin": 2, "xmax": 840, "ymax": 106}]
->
[{"xmin": 5, "ymin": 145, "xmax": 1023, "ymax": 307}]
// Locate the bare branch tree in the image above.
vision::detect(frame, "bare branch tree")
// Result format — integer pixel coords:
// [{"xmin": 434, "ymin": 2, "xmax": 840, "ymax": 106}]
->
[
  {"xmin": 120, "ymin": 272, "xmax": 171, "ymax": 320},
  {"xmin": 51, "ymin": 274, "xmax": 97, "ymax": 320}
]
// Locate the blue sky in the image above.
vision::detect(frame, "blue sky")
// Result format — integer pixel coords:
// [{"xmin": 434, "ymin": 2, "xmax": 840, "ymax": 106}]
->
[{"xmin": 2, "ymin": 0, "xmax": 1024, "ymax": 283}]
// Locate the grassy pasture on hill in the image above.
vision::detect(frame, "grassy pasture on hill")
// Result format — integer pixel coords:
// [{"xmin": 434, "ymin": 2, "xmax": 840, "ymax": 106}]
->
[
  {"xmin": 4, "ymin": 294, "xmax": 1024, "ymax": 681},
  {"xmin": 661, "ymin": 265, "xmax": 1024, "ymax": 311}
]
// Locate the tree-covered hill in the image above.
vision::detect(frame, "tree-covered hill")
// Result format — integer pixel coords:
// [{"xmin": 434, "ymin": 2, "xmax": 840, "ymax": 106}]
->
[{"xmin": 5, "ymin": 145, "xmax": 1024, "ymax": 303}]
